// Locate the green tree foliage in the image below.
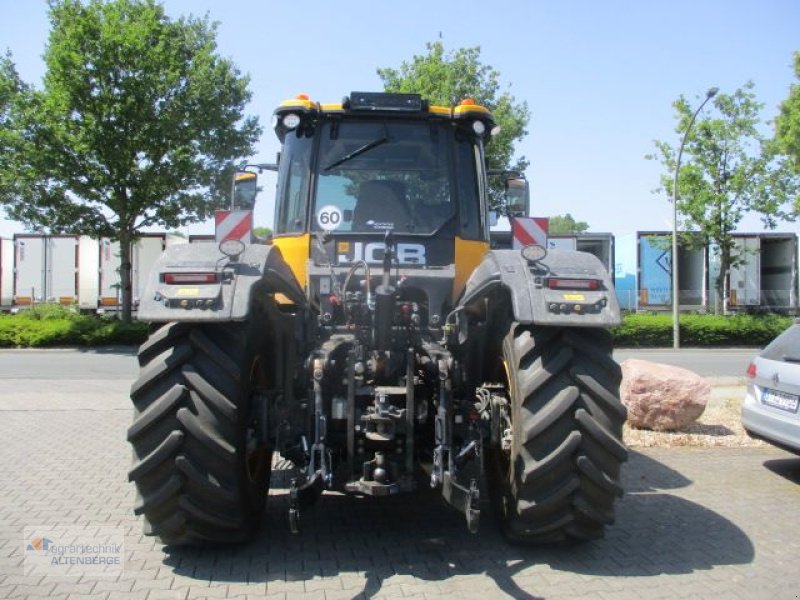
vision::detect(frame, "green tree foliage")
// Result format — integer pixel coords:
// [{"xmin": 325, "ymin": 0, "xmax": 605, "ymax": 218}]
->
[
  {"xmin": 548, "ymin": 213, "xmax": 589, "ymax": 235},
  {"xmin": 650, "ymin": 83, "xmax": 796, "ymax": 313},
  {"xmin": 377, "ymin": 41, "xmax": 530, "ymax": 206},
  {"xmin": 253, "ymin": 226, "xmax": 272, "ymax": 240},
  {"xmin": 0, "ymin": 0, "xmax": 260, "ymax": 321},
  {"xmin": 0, "ymin": 52, "xmax": 30, "ymax": 204},
  {"xmin": 775, "ymin": 51, "xmax": 800, "ymax": 212}
]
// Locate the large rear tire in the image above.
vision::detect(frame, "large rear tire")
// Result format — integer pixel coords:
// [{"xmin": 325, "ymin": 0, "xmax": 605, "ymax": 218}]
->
[
  {"xmin": 486, "ymin": 324, "xmax": 627, "ymax": 543},
  {"xmin": 128, "ymin": 320, "xmax": 273, "ymax": 545}
]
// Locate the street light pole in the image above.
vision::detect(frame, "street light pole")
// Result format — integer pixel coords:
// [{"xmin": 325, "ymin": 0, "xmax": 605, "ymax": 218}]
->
[{"xmin": 672, "ymin": 86, "xmax": 718, "ymax": 349}]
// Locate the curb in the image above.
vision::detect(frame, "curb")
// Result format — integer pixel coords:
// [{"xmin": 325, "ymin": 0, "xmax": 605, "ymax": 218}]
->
[{"xmin": 707, "ymin": 376, "xmax": 747, "ymax": 387}]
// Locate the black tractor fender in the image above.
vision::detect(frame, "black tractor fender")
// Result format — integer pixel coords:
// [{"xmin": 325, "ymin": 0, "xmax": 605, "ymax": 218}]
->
[
  {"xmin": 455, "ymin": 248, "xmax": 621, "ymax": 328},
  {"xmin": 137, "ymin": 242, "xmax": 306, "ymax": 322}
]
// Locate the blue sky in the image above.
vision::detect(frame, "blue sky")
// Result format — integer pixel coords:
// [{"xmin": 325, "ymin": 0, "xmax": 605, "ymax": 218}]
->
[{"xmin": 1, "ymin": 0, "xmax": 798, "ymax": 239}]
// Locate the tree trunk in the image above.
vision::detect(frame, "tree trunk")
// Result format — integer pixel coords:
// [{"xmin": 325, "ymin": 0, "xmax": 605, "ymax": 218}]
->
[
  {"xmin": 714, "ymin": 249, "xmax": 729, "ymax": 316},
  {"xmin": 119, "ymin": 229, "xmax": 133, "ymax": 323}
]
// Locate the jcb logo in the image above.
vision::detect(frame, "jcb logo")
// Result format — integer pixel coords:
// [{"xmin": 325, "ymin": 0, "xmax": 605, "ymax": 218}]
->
[{"xmin": 337, "ymin": 242, "xmax": 426, "ymax": 265}]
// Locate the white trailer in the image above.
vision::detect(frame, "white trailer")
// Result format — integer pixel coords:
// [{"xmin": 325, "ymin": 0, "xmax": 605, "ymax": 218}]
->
[
  {"xmin": 547, "ymin": 234, "xmax": 615, "ymax": 275},
  {"xmin": 0, "ymin": 238, "xmax": 13, "ymax": 308},
  {"xmin": 760, "ymin": 234, "xmax": 797, "ymax": 311},
  {"xmin": 46, "ymin": 236, "xmax": 79, "ymax": 304},
  {"xmin": 726, "ymin": 236, "xmax": 761, "ymax": 308},
  {"xmin": 189, "ymin": 234, "xmax": 216, "ymax": 244},
  {"xmin": 710, "ymin": 233, "xmax": 798, "ymax": 313},
  {"xmin": 14, "ymin": 235, "xmax": 45, "ymax": 305},
  {"xmin": 98, "ymin": 238, "xmax": 122, "ymax": 308},
  {"xmin": 132, "ymin": 234, "xmax": 166, "ymax": 305},
  {"xmin": 547, "ymin": 237, "xmax": 577, "ymax": 251},
  {"xmin": 77, "ymin": 236, "xmax": 100, "ymax": 310},
  {"xmin": 13, "ymin": 234, "xmax": 79, "ymax": 306}
]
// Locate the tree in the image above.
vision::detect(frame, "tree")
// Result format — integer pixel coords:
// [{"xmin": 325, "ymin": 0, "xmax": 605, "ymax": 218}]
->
[
  {"xmin": 650, "ymin": 83, "xmax": 796, "ymax": 313},
  {"xmin": 548, "ymin": 213, "xmax": 589, "ymax": 235},
  {"xmin": 775, "ymin": 51, "xmax": 800, "ymax": 213},
  {"xmin": 0, "ymin": 0, "xmax": 260, "ymax": 321},
  {"xmin": 0, "ymin": 53, "xmax": 30, "ymax": 204},
  {"xmin": 253, "ymin": 226, "xmax": 272, "ymax": 240},
  {"xmin": 377, "ymin": 41, "xmax": 530, "ymax": 208}
]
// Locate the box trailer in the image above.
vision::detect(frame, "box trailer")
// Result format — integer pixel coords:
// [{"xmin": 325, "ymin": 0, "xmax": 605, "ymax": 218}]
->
[
  {"xmin": 189, "ymin": 234, "xmax": 216, "ymax": 243},
  {"xmin": 547, "ymin": 236, "xmax": 577, "ymax": 251},
  {"xmin": 46, "ymin": 236, "xmax": 79, "ymax": 304},
  {"xmin": 714, "ymin": 233, "xmax": 799, "ymax": 313},
  {"xmin": 550, "ymin": 233, "xmax": 615, "ymax": 274},
  {"xmin": 77, "ymin": 236, "xmax": 99, "ymax": 310},
  {"xmin": 14, "ymin": 235, "xmax": 45, "ymax": 305},
  {"xmin": 0, "ymin": 238, "xmax": 13, "ymax": 309},
  {"xmin": 100, "ymin": 234, "xmax": 177, "ymax": 310},
  {"xmin": 614, "ymin": 233, "xmax": 638, "ymax": 311},
  {"xmin": 132, "ymin": 234, "xmax": 166, "ymax": 305},
  {"xmin": 715, "ymin": 236, "xmax": 761, "ymax": 309},
  {"xmin": 760, "ymin": 234, "xmax": 797, "ymax": 311},
  {"xmin": 637, "ymin": 232, "xmax": 706, "ymax": 310},
  {"xmin": 98, "ymin": 238, "xmax": 121, "ymax": 308},
  {"xmin": 13, "ymin": 234, "xmax": 80, "ymax": 306}
]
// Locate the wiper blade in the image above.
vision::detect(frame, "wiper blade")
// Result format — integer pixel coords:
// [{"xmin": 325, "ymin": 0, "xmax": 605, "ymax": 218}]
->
[
  {"xmin": 783, "ymin": 354, "xmax": 800, "ymax": 363},
  {"xmin": 323, "ymin": 136, "xmax": 388, "ymax": 171}
]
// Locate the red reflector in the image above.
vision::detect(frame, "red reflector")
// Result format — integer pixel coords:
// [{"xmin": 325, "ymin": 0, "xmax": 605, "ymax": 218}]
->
[
  {"xmin": 746, "ymin": 362, "xmax": 757, "ymax": 379},
  {"xmin": 547, "ymin": 278, "xmax": 600, "ymax": 290},
  {"xmin": 163, "ymin": 273, "xmax": 218, "ymax": 284}
]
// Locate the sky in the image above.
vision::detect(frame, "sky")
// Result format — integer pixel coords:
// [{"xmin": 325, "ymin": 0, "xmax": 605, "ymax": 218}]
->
[{"xmin": 0, "ymin": 0, "xmax": 798, "ymax": 240}]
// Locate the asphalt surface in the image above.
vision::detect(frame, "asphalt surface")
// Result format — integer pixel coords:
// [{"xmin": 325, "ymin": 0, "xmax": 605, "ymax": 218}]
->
[
  {"xmin": 1, "ymin": 346, "xmax": 798, "ymax": 599},
  {"xmin": 0, "ymin": 346, "xmax": 758, "ymax": 381},
  {"xmin": 613, "ymin": 347, "xmax": 756, "ymax": 378}
]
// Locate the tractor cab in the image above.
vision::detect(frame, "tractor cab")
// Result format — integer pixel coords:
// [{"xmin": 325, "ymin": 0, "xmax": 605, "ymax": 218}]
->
[{"xmin": 259, "ymin": 91, "xmax": 524, "ymax": 329}]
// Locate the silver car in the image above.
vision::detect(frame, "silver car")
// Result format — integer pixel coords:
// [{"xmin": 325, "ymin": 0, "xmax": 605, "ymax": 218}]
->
[{"xmin": 742, "ymin": 322, "xmax": 800, "ymax": 454}]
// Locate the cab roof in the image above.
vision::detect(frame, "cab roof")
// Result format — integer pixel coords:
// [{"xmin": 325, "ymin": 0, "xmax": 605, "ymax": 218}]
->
[{"xmin": 274, "ymin": 91, "xmax": 494, "ymax": 124}]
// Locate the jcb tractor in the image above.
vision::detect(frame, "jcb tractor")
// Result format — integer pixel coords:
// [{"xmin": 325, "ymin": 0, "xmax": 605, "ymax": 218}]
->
[{"xmin": 128, "ymin": 92, "xmax": 626, "ymax": 545}]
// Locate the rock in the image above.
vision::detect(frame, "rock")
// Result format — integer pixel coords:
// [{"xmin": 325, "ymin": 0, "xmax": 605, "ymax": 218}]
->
[{"xmin": 620, "ymin": 359, "xmax": 710, "ymax": 431}]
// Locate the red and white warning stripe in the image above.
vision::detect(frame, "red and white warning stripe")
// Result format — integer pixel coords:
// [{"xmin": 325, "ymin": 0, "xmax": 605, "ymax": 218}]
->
[
  {"xmin": 215, "ymin": 210, "xmax": 253, "ymax": 244},
  {"xmin": 511, "ymin": 217, "xmax": 549, "ymax": 249}
]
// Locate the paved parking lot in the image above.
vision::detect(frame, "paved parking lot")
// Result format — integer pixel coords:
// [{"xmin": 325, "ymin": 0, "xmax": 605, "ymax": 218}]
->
[{"xmin": 1, "ymin": 352, "xmax": 800, "ymax": 599}]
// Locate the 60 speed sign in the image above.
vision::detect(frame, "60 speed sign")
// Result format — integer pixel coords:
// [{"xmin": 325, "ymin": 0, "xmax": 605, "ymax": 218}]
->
[{"xmin": 317, "ymin": 205, "xmax": 343, "ymax": 231}]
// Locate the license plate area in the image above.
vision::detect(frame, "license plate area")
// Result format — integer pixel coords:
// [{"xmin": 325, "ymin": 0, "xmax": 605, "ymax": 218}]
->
[{"xmin": 761, "ymin": 388, "xmax": 800, "ymax": 413}]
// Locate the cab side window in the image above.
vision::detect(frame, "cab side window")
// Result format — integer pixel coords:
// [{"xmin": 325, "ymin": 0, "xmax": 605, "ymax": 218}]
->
[{"xmin": 275, "ymin": 134, "xmax": 312, "ymax": 234}]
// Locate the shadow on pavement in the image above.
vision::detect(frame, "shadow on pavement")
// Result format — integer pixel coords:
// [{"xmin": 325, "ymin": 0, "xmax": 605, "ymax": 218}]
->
[
  {"xmin": 162, "ymin": 450, "xmax": 753, "ymax": 598},
  {"xmin": 762, "ymin": 456, "xmax": 800, "ymax": 484},
  {"xmin": 624, "ymin": 449, "xmax": 693, "ymax": 492}
]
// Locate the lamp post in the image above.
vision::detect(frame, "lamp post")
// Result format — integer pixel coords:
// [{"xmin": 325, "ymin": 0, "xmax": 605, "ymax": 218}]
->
[{"xmin": 672, "ymin": 86, "xmax": 718, "ymax": 349}]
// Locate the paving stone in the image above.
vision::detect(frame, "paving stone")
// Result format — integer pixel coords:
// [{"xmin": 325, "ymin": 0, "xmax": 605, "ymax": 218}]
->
[{"xmin": 3, "ymin": 369, "xmax": 800, "ymax": 600}]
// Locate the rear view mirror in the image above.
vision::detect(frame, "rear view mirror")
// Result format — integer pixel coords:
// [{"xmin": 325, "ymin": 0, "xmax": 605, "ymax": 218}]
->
[
  {"xmin": 504, "ymin": 176, "xmax": 529, "ymax": 217},
  {"xmin": 233, "ymin": 171, "xmax": 258, "ymax": 210}
]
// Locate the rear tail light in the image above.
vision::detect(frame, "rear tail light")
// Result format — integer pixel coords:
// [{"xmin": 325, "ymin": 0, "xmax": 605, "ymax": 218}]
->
[
  {"xmin": 547, "ymin": 278, "xmax": 601, "ymax": 290},
  {"xmin": 162, "ymin": 273, "xmax": 219, "ymax": 284},
  {"xmin": 746, "ymin": 362, "xmax": 757, "ymax": 379}
]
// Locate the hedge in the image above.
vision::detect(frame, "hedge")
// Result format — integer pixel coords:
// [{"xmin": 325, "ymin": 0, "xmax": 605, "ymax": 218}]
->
[
  {"xmin": 0, "ymin": 305, "xmax": 794, "ymax": 348},
  {"xmin": 611, "ymin": 313, "xmax": 793, "ymax": 347},
  {"xmin": 0, "ymin": 305, "xmax": 149, "ymax": 347}
]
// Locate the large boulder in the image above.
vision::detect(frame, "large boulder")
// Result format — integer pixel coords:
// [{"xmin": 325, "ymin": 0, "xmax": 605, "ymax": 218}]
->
[{"xmin": 620, "ymin": 359, "xmax": 710, "ymax": 431}]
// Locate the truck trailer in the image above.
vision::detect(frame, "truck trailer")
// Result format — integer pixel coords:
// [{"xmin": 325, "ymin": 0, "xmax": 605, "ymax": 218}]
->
[
  {"xmin": 710, "ymin": 233, "xmax": 798, "ymax": 313},
  {"xmin": 636, "ymin": 232, "xmax": 707, "ymax": 310},
  {"xmin": 0, "ymin": 238, "xmax": 12, "ymax": 309}
]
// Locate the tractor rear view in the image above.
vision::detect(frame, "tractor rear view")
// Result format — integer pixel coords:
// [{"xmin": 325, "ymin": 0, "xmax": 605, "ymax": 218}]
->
[{"xmin": 128, "ymin": 91, "xmax": 626, "ymax": 545}]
